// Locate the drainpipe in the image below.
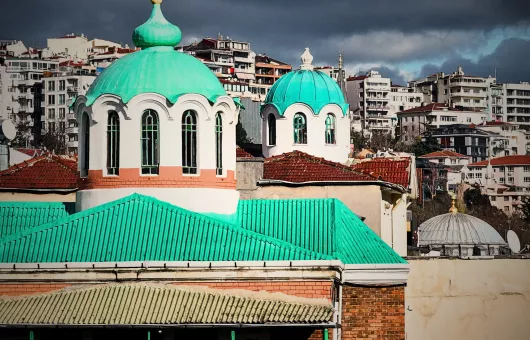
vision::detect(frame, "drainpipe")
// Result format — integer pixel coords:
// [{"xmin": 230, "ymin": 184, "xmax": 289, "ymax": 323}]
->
[
  {"xmin": 323, "ymin": 328, "xmax": 329, "ymax": 340},
  {"xmin": 231, "ymin": 330, "xmax": 236, "ymax": 340}
]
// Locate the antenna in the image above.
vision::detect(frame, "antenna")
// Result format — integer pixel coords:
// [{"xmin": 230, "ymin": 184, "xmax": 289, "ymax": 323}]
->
[{"xmin": 507, "ymin": 230, "xmax": 521, "ymax": 254}]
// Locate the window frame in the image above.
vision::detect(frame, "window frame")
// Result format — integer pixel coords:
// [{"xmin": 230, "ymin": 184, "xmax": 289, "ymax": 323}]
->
[
  {"xmin": 325, "ymin": 113, "xmax": 336, "ymax": 145},
  {"xmin": 293, "ymin": 113, "xmax": 307, "ymax": 145},
  {"xmin": 106, "ymin": 111, "xmax": 120, "ymax": 176},
  {"xmin": 82, "ymin": 112, "xmax": 90, "ymax": 177},
  {"xmin": 215, "ymin": 112, "xmax": 223, "ymax": 176},
  {"xmin": 268, "ymin": 113, "xmax": 276, "ymax": 146},
  {"xmin": 141, "ymin": 109, "xmax": 160, "ymax": 175},
  {"xmin": 182, "ymin": 110, "xmax": 198, "ymax": 175}
]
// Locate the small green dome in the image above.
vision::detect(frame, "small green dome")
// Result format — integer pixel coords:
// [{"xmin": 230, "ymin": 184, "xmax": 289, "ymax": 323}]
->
[
  {"xmin": 85, "ymin": 1, "xmax": 226, "ymax": 107},
  {"xmin": 263, "ymin": 49, "xmax": 349, "ymax": 116}
]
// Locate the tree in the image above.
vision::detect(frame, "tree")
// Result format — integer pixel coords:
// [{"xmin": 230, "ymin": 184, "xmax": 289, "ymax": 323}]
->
[
  {"xmin": 520, "ymin": 196, "xmax": 530, "ymax": 223},
  {"xmin": 39, "ymin": 129, "xmax": 67, "ymax": 155},
  {"xmin": 411, "ymin": 129, "xmax": 442, "ymax": 156},
  {"xmin": 350, "ymin": 130, "xmax": 367, "ymax": 151},
  {"xmin": 236, "ymin": 115, "xmax": 252, "ymax": 145},
  {"xmin": 10, "ymin": 121, "xmax": 33, "ymax": 148}
]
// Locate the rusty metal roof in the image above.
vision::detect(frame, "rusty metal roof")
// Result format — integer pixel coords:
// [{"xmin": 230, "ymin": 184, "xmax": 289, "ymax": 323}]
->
[{"xmin": 0, "ymin": 284, "xmax": 334, "ymax": 326}]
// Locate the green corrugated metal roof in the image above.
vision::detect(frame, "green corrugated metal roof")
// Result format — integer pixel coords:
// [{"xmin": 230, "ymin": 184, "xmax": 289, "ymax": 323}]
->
[
  {"xmin": 0, "ymin": 284, "xmax": 333, "ymax": 326},
  {"xmin": 237, "ymin": 199, "xmax": 406, "ymax": 264},
  {"xmin": 0, "ymin": 194, "xmax": 331, "ymax": 263},
  {"xmin": 0, "ymin": 202, "xmax": 70, "ymax": 239}
]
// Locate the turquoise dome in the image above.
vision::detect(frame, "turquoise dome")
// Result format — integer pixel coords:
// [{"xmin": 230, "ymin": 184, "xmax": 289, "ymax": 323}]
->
[
  {"xmin": 85, "ymin": 2, "xmax": 226, "ymax": 107},
  {"xmin": 263, "ymin": 69, "xmax": 349, "ymax": 116}
]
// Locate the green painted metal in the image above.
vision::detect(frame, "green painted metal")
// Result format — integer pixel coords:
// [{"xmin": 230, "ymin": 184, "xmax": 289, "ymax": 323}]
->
[
  {"xmin": 84, "ymin": 2, "xmax": 226, "ymax": 107},
  {"xmin": 231, "ymin": 330, "xmax": 236, "ymax": 340},
  {"xmin": 236, "ymin": 199, "xmax": 406, "ymax": 264},
  {"xmin": 0, "ymin": 194, "xmax": 332, "ymax": 263},
  {"xmin": 133, "ymin": 4, "xmax": 182, "ymax": 49},
  {"xmin": 323, "ymin": 328, "xmax": 328, "ymax": 340},
  {"xmin": 0, "ymin": 202, "xmax": 69, "ymax": 238},
  {"xmin": 29, "ymin": 331, "xmax": 34, "ymax": 340},
  {"xmin": 147, "ymin": 331, "xmax": 150, "ymax": 340},
  {"xmin": 263, "ymin": 70, "xmax": 349, "ymax": 116}
]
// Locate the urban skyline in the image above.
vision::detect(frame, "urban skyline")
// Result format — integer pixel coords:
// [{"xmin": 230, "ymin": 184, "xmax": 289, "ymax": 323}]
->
[{"xmin": 2, "ymin": 0, "xmax": 530, "ymax": 85}]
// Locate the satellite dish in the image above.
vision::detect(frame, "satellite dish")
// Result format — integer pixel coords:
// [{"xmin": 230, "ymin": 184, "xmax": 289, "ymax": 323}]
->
[
  {"xmin": 0, "ymin": 119, "xmax": 16, "ymax": 142},
  {"xmin": 507, "ymin": 230, "xmax": 521, "ymax": 254}
]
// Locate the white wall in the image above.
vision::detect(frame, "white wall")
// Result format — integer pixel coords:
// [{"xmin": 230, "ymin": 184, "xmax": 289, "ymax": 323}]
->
[
  {"xmin": 261, "ymin": 103, "xmax": 350, "ymax": 163},
  {"xmin": 406, "ymin": 258, "xmax": 530, "ymax": 340}
]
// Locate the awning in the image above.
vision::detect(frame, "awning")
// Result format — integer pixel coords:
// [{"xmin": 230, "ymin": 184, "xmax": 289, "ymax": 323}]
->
[
  {"xmin": 236, "ymin": 72, "xmax": 255, "ymax": 80},
  {"xmin": 0, "ymin": 284, "xmax": 334, "ymax": 327}
]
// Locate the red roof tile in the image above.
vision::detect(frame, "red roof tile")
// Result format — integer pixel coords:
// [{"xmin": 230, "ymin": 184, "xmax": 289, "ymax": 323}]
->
[
  {"xmin": 468, "ymin": 155, "xmax": 530, "ymax": 167},
  {"xmin": 263, "ymin": 151, "xmax": 376, "ymax": 183},
  {"xmin": 419, "ymin": 150, "xmax": 469, "ymax": 159},
  {"xmin": 0, "ymin": 155, "xmax": 79, "ymax": 190},
  {"xmin": 351, "ymin": 158, "xmax": 411, "ymax": 188},
  {"xmin": 398, "ymin": 103, "xmax": 447, "ymax": 114},
  {"xmin": 236, "ymin": 146, "xmax": 254, "ymax": 159}
]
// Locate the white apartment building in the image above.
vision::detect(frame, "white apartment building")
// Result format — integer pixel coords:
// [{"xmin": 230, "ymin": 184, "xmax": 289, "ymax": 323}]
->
[
  {"xmin": 397, "ymin": 103, "xmax": 487, "ymax": 144},
  {"xmin": 389, "ymin": 85, "xmax": 423, "ymax": 115},
  {"xmin": 42, "ymin": 72, "xmax": 95, "ymax": 154},
  {"xmin": 478, "ymin": 121, "xmax": 530, "ymax": 157},
  {"xmin": 0, "ymin": 58, "xmax": 59, "ymax": 146},
  {"xmin": 346, "ymin": 70, "xmax": 394, "ymax": 134},
  {"xmin": 464, "ymin": 155, "xmax": 530, "ymax": 214},
  {"xmin": 315, "ymin": 66, "xmax": 345, "ymax": 82},
  {"xmin": 0, "ymin": 40, "xmax": 28, "ymax": 58},
  {"xmin": 418, "ymin": 150, "xmax": 471, "ymax": 192},
  {"xmin": 45, "ymin": 34, "xmax": 122, "ymax": 62},
  {"xmin": 502, "ymin": 82, "xmax": 530, "ymax": 130}
]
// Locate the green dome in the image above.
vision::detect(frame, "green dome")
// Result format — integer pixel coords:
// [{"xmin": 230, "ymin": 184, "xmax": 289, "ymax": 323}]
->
[
  {"xmin": 263, "ymin": 68, "xmax": 349, "ymax": 116},
  {"xmin": 85, "ymin": 1, "xmax": 226, "ymax": 107}
]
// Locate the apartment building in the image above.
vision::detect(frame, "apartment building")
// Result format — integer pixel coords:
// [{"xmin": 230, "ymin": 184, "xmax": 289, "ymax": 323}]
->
[
  {"xmin": 478, "ymin": 121, "xmax": 530, "ymax": 157},
  {"xmin": 346, "ymin": 70, "xmax": 393, "ymax": 134},
  {"xmin": 42, "ymin": 70, "xmax": 95, "ymax": 154},
  {"xmin": 315, "ymin": 66, "xmax": 345, "ymax": 82},
  {"xmin": 464, "ymin": 155, "xmax": 530, "ymax": 213},
  {"xmin": 396, "ymin": 103, "xmax": 487, "ymax": 144},
  {"xmin": 0, "ymin": 40, "xmax": 27, "ymax": 58},
  {"xmin": 0, "ymin": 58, "xmax": 59, "ymax": 146},
  {"xmin": 418, "ymin": 150, "xmax": 471, "ymax": 191},
  {"xmin": 45, "ymin": 34, "xmax": 122, "ymax": 62},
  {"xmin": 389, "ymin": 85, "xmax": 423, "ymax": 115},
  {"xmin": 503, "ymin": 82, "xmax": 530, "ymax": 129},
  {"xmin": 88, "ymin": 46, "xmax": 138, "ymax": 71},
  {"xmin": 254, "ymin": 54, "xmax": 291, "ymax": 100}
]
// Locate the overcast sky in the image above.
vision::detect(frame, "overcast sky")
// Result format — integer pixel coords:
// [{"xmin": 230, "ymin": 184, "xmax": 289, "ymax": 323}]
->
[{"xmin": 3, "ymin": 0, "xmax": 530, "ymax": 85}]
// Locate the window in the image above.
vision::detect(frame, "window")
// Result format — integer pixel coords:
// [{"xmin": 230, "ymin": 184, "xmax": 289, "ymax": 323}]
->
[
  {"xmin": 476, "ymin": 173, "xmax": 483, "ymax": 179},
  {"xmin": 504, "ymin": 206, "xmax": 510, "ymax": 212},
  {"xmin": 508, "ymin": 166, "xmax": 514, "ymax": 172},
  {"xmin": 107, "ymin": 111, "xmax": 120, "ymax": 175},
  {"xmin": 499, "ymin": 178, "xmax": 505, "ymax": 184},
  {"xmin": 491, "ymin": 196, "xmax": 497, "ymax": 202},
  {"xmin": 48, "ymin": 81, "xmax": 55, "ymax": 92},
  {"xmin": 82, "ymin": 112, "xmax": 90, "ymax": 176},
  {"xmin": 508, "ymin": 177, "xmax": 514, "ymax": 183},
  {"xmin": 48, "ymin": 95, "xmax": 55, "ymax": 105},
  {"xmin": 141, "ymin": 109, "xmax": 160, "ymax": 175},
  {"xmin": 215, "ymin": 112, "xmax": 223, "ymax": 176},
  {"xmin": 499, "ymin": 167, "xmax": 505, "ymax": 173},
  {"xmin": 48, "ymin": 122, "xmax": 56, "ymax": 132},
  {"xmin": 525, "ymin": 177, "xmax": 530, "ymax": 183},
  {"xmin": 504, "ymin": 197, "xmax": 510, "ymax": 201},
  {"xmin": 48, "ymin": 108, "xmax": 55, "ymax": 119},
  {"xmin": 325, "ymin": 113, "xmax": 336, "ymax": 144},
  {"xmin": 58, "ymin": 94, "xmax": 65, "ymax": 105},
  {"xmin": 59, "ymin": 108, "xmax": 65, "ymax": 119},
  {"xmin": 182, "ymin": 110, "xmax": 198, "ymax": 175},
  {"xmin": 59, "ymin": 80, "xmax": 65, "ymax": 91},
  {"xmin": 268, "ymin": 114, "xmax": 276, "ymax": 146},
  {"xmin": 293, "ymin": 113, "xmax": 307, "ymax": 144},
  {"xmin": 524, "ymin": 167, "xmax": 530, "ymax": 173}
]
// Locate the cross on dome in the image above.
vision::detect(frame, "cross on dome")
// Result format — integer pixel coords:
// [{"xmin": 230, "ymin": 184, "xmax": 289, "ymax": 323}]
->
[{"xmin": 300, "ymin": 48, "xmax": 314, "ymax": 70}]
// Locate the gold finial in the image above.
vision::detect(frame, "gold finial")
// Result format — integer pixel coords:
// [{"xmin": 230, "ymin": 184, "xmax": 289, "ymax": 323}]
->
[
  {"xmin": 449, "ymin": 199, "xmax": 458, "ymax": 214},
  {"xmin": 152, "ymin": 0, "xmax": 163, "ymax": 4}
]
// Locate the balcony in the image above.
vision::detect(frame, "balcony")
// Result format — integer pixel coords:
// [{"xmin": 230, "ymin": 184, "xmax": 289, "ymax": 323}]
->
[
  {"xmin": 67, "ymin": 86, "xmax": 79, "ymax": 92},
  {"xmin": 67, "ymin": 113, "xmax": 77, "ymax": 120},
  {"xmin": 66, "ymin": 127, "xmax": 79, "ymax": 134},
  {"xmin": 450, "ymin": 90, "xmax": 484, "ymax": 98},
  {"xmin": 366, "ymin": 96, "xmax": 389, "ymax": 101},
  {"xmin": 234, "ymin": 56, "xmax": 253, "ymax": 63},
  {"xmin": 66, "ymin": 141, "xmax": 79, "ymax": 148},
  {"xmin": 366, "ymin": 87, "xmax": 390, "ymax": 93},
  {"xmin": 449, "ymin": 79, "xmax": 487, "ymax": 88},
  {"xmin": 366, "ymin": 106, "xmax": 390, "ymax": 111}
]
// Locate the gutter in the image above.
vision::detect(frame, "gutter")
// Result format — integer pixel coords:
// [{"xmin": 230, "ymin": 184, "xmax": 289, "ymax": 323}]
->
[
  {"xmin": 0, "ymin": 188, "xmax": 78, "ymax": 194},
  {"xmin": 0, "ymin": 323, "xmax": 338, "ymax": 329},
  {"xmin": 257, "ymin": 179, "xmax": 407, "ymax": 194}
]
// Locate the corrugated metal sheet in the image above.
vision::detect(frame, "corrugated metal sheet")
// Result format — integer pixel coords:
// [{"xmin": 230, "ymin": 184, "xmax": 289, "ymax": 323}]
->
[
  {"xmin": 237, "ymin": 199, "xmax": 406, "ymax": 264},
  {"xmin": 418, "ymin": 213, "xmax": 508, "ymax": 247},
  {"xmin": 0, "ymin": 194, "xmax": 331, "ymax": 263},
  {"xmin": 0, "ymin": 284, "xmax": 333, "ymax": 325},
  {"xmin": 0, "ymin": 202, "xmax": 69, "ymax": 238},
  {"xmin": 239, "ymin": 98, "xmax": 262, "ymax": 144}
]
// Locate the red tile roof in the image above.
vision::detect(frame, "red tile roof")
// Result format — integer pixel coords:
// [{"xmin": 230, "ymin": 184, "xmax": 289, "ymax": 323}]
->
[
  {"xmin": 351, "ymin": 158, "xmax": 411, "ymax": 188},
  {"xmin": 263, "ymin": 151, "xmax": 376, "ymax": 183},
  {"xmin": 236, "ymin": 146, "xmax": 254, "ymax": 159},
  {"xmin": 483, "ymin": 121, "xmax": 512, "ymax": 126},
  {"xmin": 398, "ymin": 103, "xmax": 447, "ymax": 114},
  {"xmin": 0, "ymin": 155, "xmax": 79, "ymax": 190},
  {"xmin": 419, "ymin": 150, "xmax": 469, "ymax": 159},
  {"xmin": 468, "ymin": 155, "xmax": 530, "ymax": 167}
]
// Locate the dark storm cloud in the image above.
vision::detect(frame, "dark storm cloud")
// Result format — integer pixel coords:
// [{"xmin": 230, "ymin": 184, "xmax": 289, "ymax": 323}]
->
[
  {"xmin": 2, "ymin": 0, "xmax": 530, "ymax": 78},
  {"xmin": 419, "ymin": 38, "xmax": 530, "ymax": 83}
]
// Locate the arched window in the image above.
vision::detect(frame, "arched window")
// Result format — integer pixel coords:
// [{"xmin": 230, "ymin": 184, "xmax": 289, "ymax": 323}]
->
[
  {"xmin": 268, "ymin": 113, "xmax": 276, "ymax": 146},
  {"xmin": 215, "ymin": 113, "xmax": 223, "ymax": 175},
  {"xmin": 106, "ymin": 111, "xmax": 120, "ymax": 175},
  {"xmin": 82, "ymin": 112, "xmax": 90, "ymax": 176},
  {"xmin": 141, "ymin": 109, "xmax": 159, "ymax": 175},
  {"xmin": 325, "ymin": 113, "xmax": 336, "ymax": 144},
  {"xmin": 182, "ymin": 110, "xmax": 198, "ymax": 174},
  {"xmin": 293, "ymin": 113, "xmax": 307, "ymax": 144}
]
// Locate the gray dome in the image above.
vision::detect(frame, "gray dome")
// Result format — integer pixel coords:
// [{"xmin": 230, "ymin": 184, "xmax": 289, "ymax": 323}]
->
[{"xmin": 418, "ymin": 213, "xmax": 507, "ymax": 247}]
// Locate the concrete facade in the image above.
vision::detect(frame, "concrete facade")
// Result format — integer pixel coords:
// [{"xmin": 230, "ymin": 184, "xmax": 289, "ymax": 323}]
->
[{"xmin": 405, "ymin": 258, "xmax": 530, "ymax": 340}]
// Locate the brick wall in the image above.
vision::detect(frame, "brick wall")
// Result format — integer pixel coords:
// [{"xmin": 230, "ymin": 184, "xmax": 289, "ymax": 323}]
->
[
  {"xmin": 173, "ymin": 280, "xmax": 333, "ymax": 299},
  {"xmin": 80, "ymin": 168, "xmax": 236, "ymax": 190},
  {"xmin": 342, "ymin": 285, "xmax": 405, "ymax": 340},
  {"xmin": 0, "ymin": 284, "xmax": 70, "ymax": 296}
]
